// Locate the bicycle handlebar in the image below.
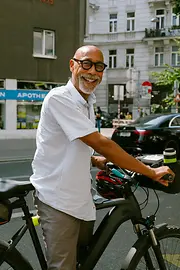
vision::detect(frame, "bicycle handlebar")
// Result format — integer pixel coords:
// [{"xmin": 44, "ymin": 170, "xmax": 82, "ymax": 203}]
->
[{"xmin": 106, "ymin": 162, "xmax": 175, "ymax": 186}]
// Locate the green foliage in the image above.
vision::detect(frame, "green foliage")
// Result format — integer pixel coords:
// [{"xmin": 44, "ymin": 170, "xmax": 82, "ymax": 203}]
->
[
  {"xmin": 162, "ymin": 92, "xmax": 176, "ymax": 107},
  {"xmin": 151, "ymin": 38, "xmax": 180, "ymax": 111},
  {"xmin": 173, "ymin": 0, "xmax": 180, "ymax": 15},
  {"xmin": 151, "ymin": 64, "xmax": 180, "ymax": 86}
]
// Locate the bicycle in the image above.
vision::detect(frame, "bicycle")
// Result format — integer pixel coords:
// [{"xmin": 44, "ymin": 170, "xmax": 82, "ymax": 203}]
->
[{"xmin": 0, "ymin": 158, "xmax": 180, "ymax": 269}]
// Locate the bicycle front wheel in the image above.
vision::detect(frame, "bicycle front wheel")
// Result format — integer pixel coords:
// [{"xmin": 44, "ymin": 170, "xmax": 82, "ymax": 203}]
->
[{"xmin": 123, "ymin": 225, "xmax": 180, "ymax": 270}]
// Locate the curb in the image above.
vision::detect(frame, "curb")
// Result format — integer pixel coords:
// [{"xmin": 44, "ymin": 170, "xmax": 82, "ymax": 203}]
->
[{"xmin": 0, "ymin": 157, "xmax": 33, "ymax": 163}]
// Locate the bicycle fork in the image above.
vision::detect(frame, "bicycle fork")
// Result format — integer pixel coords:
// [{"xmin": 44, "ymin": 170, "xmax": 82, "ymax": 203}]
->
[
  {"xmin": 135, "ymin": 224, "xmax": 167, "ymax": 270},
  {"xmin": 149, "ymin": 228, "xmax": 167, "ymax": 270}
]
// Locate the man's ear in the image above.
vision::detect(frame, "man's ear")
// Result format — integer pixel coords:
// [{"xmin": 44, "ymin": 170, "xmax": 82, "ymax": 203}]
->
[{"xmin": 69, "ymin": 59, "xmax": 74, "ymax": 72}]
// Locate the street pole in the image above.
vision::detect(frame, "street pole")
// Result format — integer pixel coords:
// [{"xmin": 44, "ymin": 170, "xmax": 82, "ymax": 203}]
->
[
  {"xmin": 117, "ymin": 86, "xmax": 121, "ymax": 119},
  {"xmin": 174, "ymin": 80, "xmax": 179, "ymax": 113},
  {"xmin": 137, "ymin": 70, "xmax": 141, "ymax": 109},
  {"xmin": 118, "ymin": 91, "xmax": 120, "ymax": 119},
  {"xmin": 132, "ymin": 69, "xmax": 141, "ymax": 119}
]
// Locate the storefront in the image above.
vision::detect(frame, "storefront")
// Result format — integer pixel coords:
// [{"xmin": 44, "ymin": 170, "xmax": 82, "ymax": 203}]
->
[
  {"xmin": 0, "ymin": 89, "xmax": 48, "ymax": 130},
  {"xmin": 0, "ymin": 79, "xmax": 49, "ymax": 138}
]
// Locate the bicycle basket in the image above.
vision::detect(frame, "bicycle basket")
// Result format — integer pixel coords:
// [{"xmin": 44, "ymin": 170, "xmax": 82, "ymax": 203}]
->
[
  {"xmin": 0, "ymin": 200, "xmax": 12, "ymax": 225},
  {"xmin": 96, "ymin": 170, "xmax": 124, "ymax": 199}
]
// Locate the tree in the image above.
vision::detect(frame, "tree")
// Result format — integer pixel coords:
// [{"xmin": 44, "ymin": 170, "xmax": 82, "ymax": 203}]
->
[
  {"xmin": 173, "ymin": 0, "xmax": 180, "ymax": 15},
  {"xmin": 151, "ymin": 39, "xmax": 180, "ymax": 110},
  {"xmin": 151, "ymin": 66, "xmax": 180, "ymax": 110},
  {"xmin": 151, "ymin": 64, "xmax": 180, "ymax": 87}
]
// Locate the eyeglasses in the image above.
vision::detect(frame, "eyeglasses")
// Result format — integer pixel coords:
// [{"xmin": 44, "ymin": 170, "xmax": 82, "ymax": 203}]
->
[{"xmin": 73, "ymin": 58, "xmax": 107, "ymax": 72}]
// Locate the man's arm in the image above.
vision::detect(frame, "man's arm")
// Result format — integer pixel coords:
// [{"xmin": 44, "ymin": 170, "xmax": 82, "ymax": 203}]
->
[{"xmin": 80, "ymin": 131, "xmax": 174, "ymax": 183}]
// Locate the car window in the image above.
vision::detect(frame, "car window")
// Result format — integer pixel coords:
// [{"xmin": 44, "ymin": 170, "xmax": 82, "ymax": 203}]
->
[
  {"xmin": 170, "ymin": 117, "xmax": 180, "ymax": 127},
  {"xmin": 102, "ymin": 111, "xmax": 110, "ymax": 118},
  {"xmin": 134, "ymin": 115, "xmax": 169, "ymax": 126},
  {"xmin": 159, "ymin": 119, "xmax": 170, "ymax": 128}
]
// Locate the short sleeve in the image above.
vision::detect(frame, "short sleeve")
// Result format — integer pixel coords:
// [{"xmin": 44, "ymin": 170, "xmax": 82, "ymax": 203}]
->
[{"xmin": 48, "ymin": 93, "xmax": 97, "ymax": 141}]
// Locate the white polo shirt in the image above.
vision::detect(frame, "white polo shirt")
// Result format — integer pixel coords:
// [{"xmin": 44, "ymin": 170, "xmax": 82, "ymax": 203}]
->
[{"xmin": 30, "ymin": 80, "xmax": 97, "ymax": 221}]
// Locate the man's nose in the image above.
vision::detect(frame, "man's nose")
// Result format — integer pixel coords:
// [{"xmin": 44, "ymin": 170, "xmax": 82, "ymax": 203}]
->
[{"xmin": 88, "ymin": 63, "xmax": 97, "ymax": 73}]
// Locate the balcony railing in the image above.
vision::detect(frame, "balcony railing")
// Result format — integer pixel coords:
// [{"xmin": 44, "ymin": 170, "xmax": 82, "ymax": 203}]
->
[{"xmin": 145, "ymin": 26, "xmax": 180, "ymax": 38}]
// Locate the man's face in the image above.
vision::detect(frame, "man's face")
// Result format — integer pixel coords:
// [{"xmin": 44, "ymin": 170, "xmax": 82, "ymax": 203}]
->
[{"xmin": 70, "ymin": 47, "xmax": 105, "ymax": 95}]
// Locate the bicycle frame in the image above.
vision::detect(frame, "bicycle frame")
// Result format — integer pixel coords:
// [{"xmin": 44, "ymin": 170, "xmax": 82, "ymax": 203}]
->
[
  {"xmin": 0, "ymin": 196, "xmax": 47, "ymax": 270},
  {"xmin": 0, "ymin": 188, "xmax": 142, "ymax": 270},
  {"xmin": 78, "ymin": 191, "xmax": 143, "ymax": 270},
  {"xmin": 0, "ymin": 187, "xmax": 167, "ymax": 270}
]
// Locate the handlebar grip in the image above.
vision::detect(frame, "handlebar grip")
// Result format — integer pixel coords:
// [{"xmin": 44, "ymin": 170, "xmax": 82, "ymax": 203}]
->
[
  {"xmin": 111, "ymin": 168, "xmax": 125, "ymax": 179},
  {"xmin": 162, "ymin": 174, "xmax": 174, "ymax": 183}
]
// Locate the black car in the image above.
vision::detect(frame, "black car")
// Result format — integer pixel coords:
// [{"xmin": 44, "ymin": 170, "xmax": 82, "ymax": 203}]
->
[
  {"xmin": 111, "ymin": 113, "xmax": 180, "ymax": 157},
  {"xmin": 95, "ymin": 111, "xmax": 113, "ymax": 128}
]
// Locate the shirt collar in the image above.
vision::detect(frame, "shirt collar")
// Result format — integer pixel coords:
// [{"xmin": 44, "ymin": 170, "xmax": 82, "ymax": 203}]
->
[{"xmin": 66, "ymin": 80, "xmax": 96, "ymax": 106}]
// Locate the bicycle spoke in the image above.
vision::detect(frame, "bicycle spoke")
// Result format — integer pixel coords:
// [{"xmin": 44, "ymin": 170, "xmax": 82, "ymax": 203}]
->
[{"xmin": 135, "ymin": 237, "xmax": 180, "ymax": 269}]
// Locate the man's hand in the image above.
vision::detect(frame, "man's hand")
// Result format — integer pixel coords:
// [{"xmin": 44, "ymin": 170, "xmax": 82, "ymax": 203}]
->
[
  {"xmin": 91, "ymin": 156, "xmax": 107, "ymax": 170},
  {"xmin": 150, "ymin": 166, "xmax": 175, "ymax": 186}
]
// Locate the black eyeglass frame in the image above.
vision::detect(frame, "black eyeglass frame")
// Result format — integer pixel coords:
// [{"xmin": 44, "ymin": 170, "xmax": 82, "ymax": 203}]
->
[{"xmin": 73, "ymin": 58, "xmax": 107, "ymax": 72}]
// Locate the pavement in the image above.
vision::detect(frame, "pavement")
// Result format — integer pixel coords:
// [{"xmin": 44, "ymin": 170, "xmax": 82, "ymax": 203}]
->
[{"xmin": 0, "ymin": 128, "xmax": 115, "ymax": 162}]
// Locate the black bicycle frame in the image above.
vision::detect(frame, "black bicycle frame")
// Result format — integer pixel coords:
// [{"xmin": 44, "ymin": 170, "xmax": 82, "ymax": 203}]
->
[
  {"xmin": 0, "ymin": 196, "xmax": 47, "ymax": 270},
  {"xmin": 0, "ymin": 188, "xmax": 166, "ymax": 270},
  {"xmin": 79, "ymin": 192, "xmax": 142, "ymax": 270}
]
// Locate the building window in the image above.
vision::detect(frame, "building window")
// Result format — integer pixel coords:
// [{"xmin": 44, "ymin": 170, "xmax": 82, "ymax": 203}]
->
[
  {"xmin": 126, "ymin": 49, "xmax": 134, "ymax": 68},
  {"xmin": 108, "ymin": 0, "xmax": 117, "ymax": 7},
  {"xmin": 33, "ymin": 29, "xmax": 55, "ymax": 57},
  {"xmin": 172, "ymin": 8, "xmax": 180, "ymax": 26},
  {"xmin": 0, "ymin": 103, "xmax": 5, "ymax": 129},
  {"xmin": 172, "ymin": 46, "xmax": 180, "ymax": 66},
  {"xmin": 0, "ymin": 80, "xmax": 4, "ymax": 88},
  {"xmin": 109, "ymin": 50, "xmax": 117, "ymax": 68},
  {"xmin": 17, "ymin": 103, "xmax": 42, "ymax": 130},
  {"xmin": 109, "ymin": 14, "xmax": 117, "ymax": 33},
  {"xmin": 156, "ymin": 9, "xmax": 165, "ymax": 29},
  {"xmin": 155, "ymin": 47, "xmax": 164, "ymax": 66},
  {"xmin": 127, "ymin": 12, "xmax": 135, "ymax": 31}
]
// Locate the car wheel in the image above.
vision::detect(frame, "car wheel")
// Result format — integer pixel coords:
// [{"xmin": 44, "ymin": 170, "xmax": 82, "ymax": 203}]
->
[{"xmin": 164, "ymin": 139, "xmax": 179, "ymax": 158}]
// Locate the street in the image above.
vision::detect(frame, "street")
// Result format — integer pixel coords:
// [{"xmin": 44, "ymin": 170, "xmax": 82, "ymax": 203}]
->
[{"xmin": 0, "ymin": 160, "xmax": 180, "ymax": 269}]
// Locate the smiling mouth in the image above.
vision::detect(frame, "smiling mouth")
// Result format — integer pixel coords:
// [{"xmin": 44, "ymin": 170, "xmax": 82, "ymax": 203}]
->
[{"xmin": 82, "ymin": 77, "xmax": 98, "ymax": 84}]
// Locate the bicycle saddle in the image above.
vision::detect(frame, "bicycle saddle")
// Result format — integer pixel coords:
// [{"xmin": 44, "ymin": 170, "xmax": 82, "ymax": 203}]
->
[{"xmin": 0, "ymin": 179, "xmax": 34, "ymax": 199}]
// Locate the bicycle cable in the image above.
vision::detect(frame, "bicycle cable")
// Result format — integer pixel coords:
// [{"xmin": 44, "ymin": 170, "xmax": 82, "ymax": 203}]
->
[
  {"xmin": 152, "ymin": 188, "xmax": 160, "ymax": 216},
  {"xmin": 139, "ymin": 186, "xmax": 149, "ymax": 210}
]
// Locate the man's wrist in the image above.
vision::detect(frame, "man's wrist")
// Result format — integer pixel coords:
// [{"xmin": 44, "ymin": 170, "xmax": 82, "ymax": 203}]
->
[{"xmin": 147, "ymin": 168, "xmax": 156, "ymax": 179}]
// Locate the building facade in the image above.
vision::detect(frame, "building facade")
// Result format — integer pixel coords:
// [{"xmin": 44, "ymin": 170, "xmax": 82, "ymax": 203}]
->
[
  {"xmin": 0, "ymin": 0, "xmax": 86, "ymax": 137},
  {"xmin": 84, "ymin": 0, "xmax": 180, "ymax": 118}
]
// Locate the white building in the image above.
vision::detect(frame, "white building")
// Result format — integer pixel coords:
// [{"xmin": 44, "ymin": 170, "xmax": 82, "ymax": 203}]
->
[{"xmin": 84, "ymin": 0, "xmax": 180, "ymax": 118}]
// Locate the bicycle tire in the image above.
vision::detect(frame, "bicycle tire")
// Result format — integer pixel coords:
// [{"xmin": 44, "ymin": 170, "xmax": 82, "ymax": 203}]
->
[
  {"xmin": 122, "ymin": 225, "xmax": 180, "ymax": 270},
  {"xmin": 0, "ymin": 239, "xmax": 34, "ymax": 270}
]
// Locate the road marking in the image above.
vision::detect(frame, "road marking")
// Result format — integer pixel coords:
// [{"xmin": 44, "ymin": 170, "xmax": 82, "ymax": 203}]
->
[
  {"xmin": 0, "ymin": 159, "xmax": 32, "ymax": 164},
  {"xmin": 2, "ymin": 175, "xmax": 30, "ymax": 180},
  {"xmin": 12, "ymin": 210, "xmax": 37, "ymax": 219}
]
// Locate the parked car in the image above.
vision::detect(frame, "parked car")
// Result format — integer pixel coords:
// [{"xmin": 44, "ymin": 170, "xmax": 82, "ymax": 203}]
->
[
  {"xmin": 111, "ymin": 113, "xmax": 180, "ymax": 157},
  {"xmin": 95, "ymin": 111, "xmax": 113, "ymax": 128}
]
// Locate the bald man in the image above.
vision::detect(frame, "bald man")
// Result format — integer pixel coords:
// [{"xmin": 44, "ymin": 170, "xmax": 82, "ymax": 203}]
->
[{"xmin": 30, "ymin": 45, "xmax": 174, "ymax": 270}]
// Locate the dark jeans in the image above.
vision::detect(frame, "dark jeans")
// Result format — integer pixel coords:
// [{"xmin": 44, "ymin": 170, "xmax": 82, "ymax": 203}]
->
[{"xmin": 96, "ymin": 119, "xmax": 101, "ymax": 132}]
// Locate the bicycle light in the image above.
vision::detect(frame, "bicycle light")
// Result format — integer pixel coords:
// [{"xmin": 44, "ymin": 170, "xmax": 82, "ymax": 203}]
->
[{"xmin": 32, "ymin": 215, "xmax": 40, "ymax": 226}]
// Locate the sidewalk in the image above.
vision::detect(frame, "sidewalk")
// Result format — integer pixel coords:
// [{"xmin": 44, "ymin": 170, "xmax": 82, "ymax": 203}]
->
[{"xmin": 0, "ymin": 128, "xmax": 115, "ymax": 162}]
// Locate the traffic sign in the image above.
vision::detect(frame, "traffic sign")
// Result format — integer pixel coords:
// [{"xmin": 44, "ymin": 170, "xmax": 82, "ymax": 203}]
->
[
  {"xmin": 142, "ymin": 81, "xmax": 152, "ymax": 93},
  {"xmin": 126, "ymin": 80, "xmax": 136, "ymax": 97}
]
